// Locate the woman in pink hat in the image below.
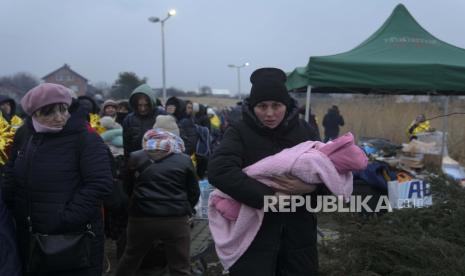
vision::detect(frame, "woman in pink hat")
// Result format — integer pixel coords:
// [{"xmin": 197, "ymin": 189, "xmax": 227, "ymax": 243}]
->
[{"xmin": 2, "ymin": 83, "xmax": 113, "ymax": 275}]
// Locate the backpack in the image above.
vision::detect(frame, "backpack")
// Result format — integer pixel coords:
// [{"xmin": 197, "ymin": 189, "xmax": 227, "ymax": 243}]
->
[{"xmin": 194, "ymin": 125, "xmax": 211, "ymax": 157}]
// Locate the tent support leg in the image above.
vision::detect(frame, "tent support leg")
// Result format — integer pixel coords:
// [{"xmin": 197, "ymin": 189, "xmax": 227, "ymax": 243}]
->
[
  {"xmin": 305, "ymin": 85, "xmax": 312, "ymax": 122},
  {"xmin": 440, "ymin": 95, "xmax": 449, "ymax": 163}
]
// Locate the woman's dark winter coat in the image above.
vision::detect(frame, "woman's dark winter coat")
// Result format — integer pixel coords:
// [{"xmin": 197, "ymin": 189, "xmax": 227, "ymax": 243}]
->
[
  {"xmin": 125, "ymin": 150, "xmax": 199, "ymax": 217},
  {"xmin": 2, "ymin": 108, "xmax": 113, "ymax": 275},
  {"xmin": 0, "ymin": 187, "xmax": 21, "ymax": 276},
  {"xmin": 178, "ymin": 117, "xmax": 198, "ymax": 156},
  {"xmin": 208, "ymin": 98, "xmax": 321, "ymax": 275},
  {"xmin": 194, "ymin": 104, "xmax": 211, "ymax": 129}
]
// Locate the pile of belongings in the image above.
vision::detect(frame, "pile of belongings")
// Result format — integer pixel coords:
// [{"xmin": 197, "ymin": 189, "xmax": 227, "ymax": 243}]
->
[
  {"xmin": 400, "ymin": 132, "xmax": 446, "ymax": 170},
  {"xmin": 359, "ymin": 137, "xmax": 402, "ymax": 158}
]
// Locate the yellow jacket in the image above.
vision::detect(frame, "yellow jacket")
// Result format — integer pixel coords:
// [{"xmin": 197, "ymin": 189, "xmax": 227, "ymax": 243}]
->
[
  {"xmin": 407, "ymin": 120, "xmax": 432, "ymax": 139},
  {"xmin": 90, "ymin": 113, "xmax": 106, "ymax": 134},
  {"xmin": 210, "ymin": 115, "xmax": 221, "ymax": 130},
  {"xmin": 0, "ymin": 114, "xmax": 15, "ymax": 166}
]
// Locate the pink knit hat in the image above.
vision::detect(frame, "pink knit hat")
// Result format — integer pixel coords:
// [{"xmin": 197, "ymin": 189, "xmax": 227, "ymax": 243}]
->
[
  {"xmin": 319, "ymin": 132, "xmax": 368, "ymax": 174},
  {"xmin": 21, "ymin": 83, "xmax": 72, "ymax": 116}
]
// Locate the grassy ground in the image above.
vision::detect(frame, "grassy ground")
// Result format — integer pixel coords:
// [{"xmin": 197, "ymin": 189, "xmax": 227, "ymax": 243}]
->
[
  {"xmin": 317, "ymin": 174, "xmax": 465, "ymax": 276},
  {"xmin": 306, "ymin": 95, "xmax": 465, "ymax": 165}
]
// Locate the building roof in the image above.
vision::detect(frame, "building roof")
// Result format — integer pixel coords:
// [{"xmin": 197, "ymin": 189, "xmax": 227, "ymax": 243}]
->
[{"xmin": 42, "ymin": 64, "xmax": 88, "ymax": 81}]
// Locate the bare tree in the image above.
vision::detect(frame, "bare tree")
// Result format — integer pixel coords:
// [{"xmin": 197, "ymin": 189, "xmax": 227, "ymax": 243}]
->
[
  {"xmin": 0, "ymin": 72, "xmax": 39, "ymax": 93},
  {"xmin": 110, "ymin": 72, "xmax": 147, "ymax": 99},
  {"xmin": 199, "ymin": 85, "xmax": 212, "ymax": 96}
]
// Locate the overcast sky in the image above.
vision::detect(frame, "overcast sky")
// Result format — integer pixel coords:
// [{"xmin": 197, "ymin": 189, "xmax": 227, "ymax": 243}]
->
[{"xmin": 1, "ymin": 0, "xmax": 465, "ymax": 96}]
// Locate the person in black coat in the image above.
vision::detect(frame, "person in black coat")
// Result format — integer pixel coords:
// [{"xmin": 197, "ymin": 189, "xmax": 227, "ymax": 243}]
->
[
  {"xmin": 2, "ymin": 83, "xmax": 113, "ymax": 275},
  {"xmin": 122, "ymin": 84, "xmax": 162, "ymax": 160},
  {"xmin": 0, "ymin": 186, "xmax": 21, "ymax": 275},
  {"xmin": 322, "ymin": 105, "xmax": 345, "ymax": 142},
  {"xmin": 165, "ymin": 97, "xmax": 199, "ymax": 157},
  {"xmin": 115, "ymin": 129, "xmax": 199, "ymax": 276},
  {"xmin": 194, "ymin": 103, "xmax": 211, "ymax": 129},
  {"xmin": 115, "ymin": 100, "xmax": 131, "ymax": 125},
  {"xmin": 208, "ymin": 68, "xmax": 321, "ymax": 276}
]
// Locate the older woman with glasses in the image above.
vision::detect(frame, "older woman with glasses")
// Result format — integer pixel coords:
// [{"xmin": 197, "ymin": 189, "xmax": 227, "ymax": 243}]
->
[{"xmin": 2, "ymin": 83, "xmax": 113, "ymax": 275}]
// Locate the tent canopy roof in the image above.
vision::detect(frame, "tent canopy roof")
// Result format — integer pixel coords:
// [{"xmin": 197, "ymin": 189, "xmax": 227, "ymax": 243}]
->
[{"xmin": 287, "ymin": 4, "xmax": 465, "ymax": 94}]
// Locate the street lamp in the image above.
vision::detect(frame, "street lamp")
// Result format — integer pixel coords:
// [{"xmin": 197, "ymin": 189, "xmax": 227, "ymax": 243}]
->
[
  {"xmin": 228, "ymin": 62, "xmax": 249, "ymax": 100},
  {"xmin": 148, "ymin": 9, "xmax": 176, "ymax": 104}
]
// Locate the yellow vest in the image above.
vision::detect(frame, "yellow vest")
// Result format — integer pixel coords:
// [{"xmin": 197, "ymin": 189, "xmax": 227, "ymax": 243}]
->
[{"xmin": 407, "ymin": 120, "xmax": 432, "ymax": 139}]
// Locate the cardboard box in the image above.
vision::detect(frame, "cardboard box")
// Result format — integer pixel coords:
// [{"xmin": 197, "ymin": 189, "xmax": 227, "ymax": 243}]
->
[
  {"xmin": 423, "ymin": 154, "xmax": 442, "ymax": 170},
  {"xmin": 388, "ymin": 179, "xmax": 432, "ymax": 209}
]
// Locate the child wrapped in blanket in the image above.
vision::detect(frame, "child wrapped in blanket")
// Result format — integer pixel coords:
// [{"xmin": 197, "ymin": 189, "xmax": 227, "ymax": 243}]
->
[{"xmin": 208, "ymin": 132, "xmax": 368, "ymax": 269}]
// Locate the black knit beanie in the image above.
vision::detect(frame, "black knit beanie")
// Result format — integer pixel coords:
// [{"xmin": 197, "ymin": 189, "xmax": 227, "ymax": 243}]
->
[{"xmin": 248, "ymin": 67, "xmax": 291, "ymax": 107}]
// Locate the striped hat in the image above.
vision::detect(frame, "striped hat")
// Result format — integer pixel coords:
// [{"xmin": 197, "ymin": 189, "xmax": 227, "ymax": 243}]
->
[{"xmin": 142, "ymin": 128, "xmax": 185, "ymax": 154}]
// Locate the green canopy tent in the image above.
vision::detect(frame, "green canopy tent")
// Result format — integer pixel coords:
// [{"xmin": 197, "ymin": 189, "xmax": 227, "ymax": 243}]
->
[
  {"xmin": 287, "ymin": 4, "xmax": 465, "ymax": 156},
  {"xmin": 287, "ymin": 4, "xmax": 465, "ymax": 93}
]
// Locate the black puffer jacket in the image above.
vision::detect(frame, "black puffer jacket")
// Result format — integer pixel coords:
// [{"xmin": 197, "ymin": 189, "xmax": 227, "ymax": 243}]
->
[
  {"xmin": 2, "ymin": 108, "xmax": 113, "ymax": 275},
  {"xmin": 322, "ymin": 108, "xmax": 345, "ymax": 140},
  {"xmin": 178, "ymin": 117, "xmax": 198, "ymax": 156},
  {"xmin": 126, "ymin": 150, "xmax": 199, "ymax": 217},
  {"xmin": 208, "ymin": 98, "xmax": 319, "ymax": 209},
  {"xmin": 208, "ymin": 98, "xmax": 321, "ymax": 275},
  {"xmin": 122, "ymin": 111, "xmax": 160, "ymax": 158}
]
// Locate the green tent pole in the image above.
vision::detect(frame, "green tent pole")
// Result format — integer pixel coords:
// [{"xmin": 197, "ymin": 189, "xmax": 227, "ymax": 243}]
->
[{"xmin": 305, "ymin": 85, "xmax": 312, "ymax": 122}]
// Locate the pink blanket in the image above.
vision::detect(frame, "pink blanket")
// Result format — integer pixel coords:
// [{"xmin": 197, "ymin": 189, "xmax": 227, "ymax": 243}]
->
[{"xmin": 208, "ymin": 132, "xmax": 367, "ymax": 269}]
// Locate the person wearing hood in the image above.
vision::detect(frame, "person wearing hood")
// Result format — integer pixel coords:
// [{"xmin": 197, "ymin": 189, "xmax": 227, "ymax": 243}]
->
[
  {"xmin": 78, "ymin": 95, "xmax": 106, "ymax": 134},
  {"xmin": 0, "ymin": 96, "xmax": 22, "ymax": 276},
  {"xmin": 0, "ymin": 96, "xmax": 23, "ymax": 130},
  {"xmin": 115, "ymin": 100, "xmax": 131, "ymax": 125},
  {"xmin": 164, "ymin": 97, "xmax": 198, "ymax": 157},
  {"xmin": 208, "ymin": 68, "xmax": 321, "ymax": 275},
  {"xmin": 100, "ymin": 99, "xmax": 118, "ymax": 119},
  {"xmin": 2, "ymin": 83, "xmax": 113, "ymax": 275},
  {"xmin": 0, "ymin": 96, "xmax": 23, "ymax": 193},
  {"xmin": 322, "ymin": 105, "xmax": 345, "ymax": 142},
  {"xmin": 194, "ymin": 103, "xmax": 211, "ymax": 129},
  {"xmin": 165, "ymin": 96, "xmax": 186, "ymax": 121},
  {"xmin": 122, "ymin": 84, "xmax": 162, "ymax": 159}
]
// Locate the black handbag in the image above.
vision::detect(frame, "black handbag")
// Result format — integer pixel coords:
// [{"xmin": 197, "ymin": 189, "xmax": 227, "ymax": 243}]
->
[
  {"xmin": 23, "ymin": 136, "xmax": 96, "ymax": 273},
  {"xmin": 27, "ymin": 223, "xmax": 96, "ymax": 273}
]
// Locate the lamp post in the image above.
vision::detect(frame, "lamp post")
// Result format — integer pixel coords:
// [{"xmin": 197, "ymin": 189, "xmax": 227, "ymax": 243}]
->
[
  {"xmin": 228, "ymin": 62, "xmax": 249, "ymax": 100},
  {"xmin": 148, "ymin": 9, "xmax": 176, "ymax": 104}
]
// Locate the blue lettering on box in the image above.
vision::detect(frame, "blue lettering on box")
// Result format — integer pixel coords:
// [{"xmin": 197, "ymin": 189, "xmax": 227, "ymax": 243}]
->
[
  {"xmin": 408, "ymin": 181, "xmax": 422, "ymax": 198},
  {"xmin": 423, "ymin": 181, "xmax": 431, "ymax": 196}
]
